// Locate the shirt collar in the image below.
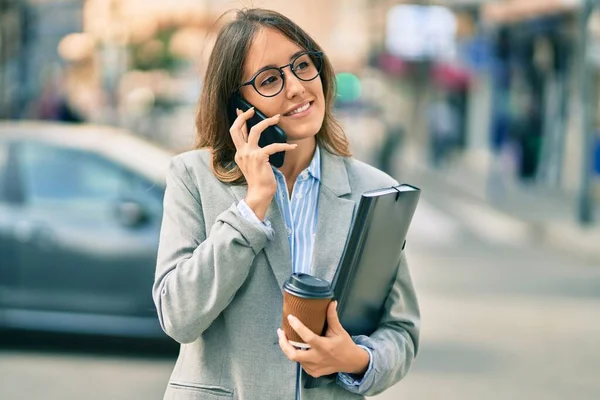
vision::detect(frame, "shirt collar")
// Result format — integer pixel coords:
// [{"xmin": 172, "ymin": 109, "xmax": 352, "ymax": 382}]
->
[{"xmin": 272, "ymin": 144, "xmax": 321, "ymax": 181}]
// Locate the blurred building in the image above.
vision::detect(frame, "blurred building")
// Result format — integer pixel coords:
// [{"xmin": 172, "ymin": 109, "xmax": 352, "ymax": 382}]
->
[
  {"xmin": 1, "ymin": 0, "xmax": 375, "ymax": 150},
  {"xmin": 365, "ymin": 1, "xmax": 598, "ymax": 199},
  {"xmin": 0, "ymin": 0, "xmax": 84, "ymax": 120}
]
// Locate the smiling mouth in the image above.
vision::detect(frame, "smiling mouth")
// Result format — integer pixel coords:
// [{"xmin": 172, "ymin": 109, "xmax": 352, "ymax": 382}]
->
[{"xmin": 284, "ymin": 101, "xmax": 313, "ymax": 117}]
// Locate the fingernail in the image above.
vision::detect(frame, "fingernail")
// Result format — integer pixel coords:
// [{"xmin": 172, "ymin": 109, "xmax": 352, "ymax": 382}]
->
[
  {"xmin": 334, "ymin": 301, "xmax": 338, "ymax": 311},
  {"xmin": 287, "ymin": 314, "xmax": 296, "ymax": 324},
  {"xmin": 275, "ymin": 114, "xmax": 281, "ymax": 118}
]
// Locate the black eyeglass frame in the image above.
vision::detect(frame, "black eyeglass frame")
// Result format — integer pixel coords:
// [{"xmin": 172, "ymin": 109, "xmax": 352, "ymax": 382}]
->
[{"xmin": 237, "ymin": 51, "xmax": 324, "ymax": 98}]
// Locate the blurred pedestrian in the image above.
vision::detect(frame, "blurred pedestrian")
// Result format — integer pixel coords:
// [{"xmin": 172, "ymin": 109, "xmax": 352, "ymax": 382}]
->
[
  {"xmin": 153, "ymin": 8, "xmax": 419, "ymax": 400},
  {"xmin": 510, "ymin": 97, "xmax": 542, "ymax": 183},
  {"xmin": 427, "ymin": 93, "xmax": 459, "ymax": 168},
  {"xmin": 377, "ymin": 123, "xmax": 404, "ymax": 175},
  {"xmin": 35, "ymin": 72, "xmax": 84, "ymax": 123}
]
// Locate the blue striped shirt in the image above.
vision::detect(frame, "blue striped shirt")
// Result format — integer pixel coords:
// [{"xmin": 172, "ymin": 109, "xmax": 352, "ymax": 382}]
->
[{"xmin": 272, "ymin": 145, "xmax": 321, "ymax": 275}]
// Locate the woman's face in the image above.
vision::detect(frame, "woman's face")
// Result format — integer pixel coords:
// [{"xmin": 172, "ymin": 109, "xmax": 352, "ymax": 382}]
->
[{"xmin": 240, "ymin": 28, "xmax": 325, "ymax": 143}]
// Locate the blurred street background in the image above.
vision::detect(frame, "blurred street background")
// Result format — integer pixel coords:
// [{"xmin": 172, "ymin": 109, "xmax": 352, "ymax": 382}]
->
[{"xmin": 1, "ymin": 0, "xmax": 600, "ymax": 399}]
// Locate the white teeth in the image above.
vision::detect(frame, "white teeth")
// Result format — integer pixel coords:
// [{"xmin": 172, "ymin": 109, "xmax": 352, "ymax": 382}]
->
[{"xmin": 286, "ymin": 102, "xmax": 310, "ymax": 116}]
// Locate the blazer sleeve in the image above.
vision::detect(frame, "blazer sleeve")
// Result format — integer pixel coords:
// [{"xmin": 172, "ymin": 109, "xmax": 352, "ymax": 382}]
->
[
  {"xmin": 153, "ymin": 157, "xmax": 270, "ymax": 344},
  {"xmin": 337, "ymin": 250, "xmax": 420, "ymax": 396}
]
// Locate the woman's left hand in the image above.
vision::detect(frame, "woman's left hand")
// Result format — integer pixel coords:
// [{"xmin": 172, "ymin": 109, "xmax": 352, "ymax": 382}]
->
[{"xmin": 277, "ymin": 301, "xmax": 370, "ymax": 378}]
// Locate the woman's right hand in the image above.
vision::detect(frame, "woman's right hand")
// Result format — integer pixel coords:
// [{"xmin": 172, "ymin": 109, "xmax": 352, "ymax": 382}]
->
[{"xmin": 230, "ymin": 107, "xmax": 297, "ymax": 220}]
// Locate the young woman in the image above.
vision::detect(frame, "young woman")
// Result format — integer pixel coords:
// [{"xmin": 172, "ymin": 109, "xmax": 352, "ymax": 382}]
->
[{"xmin": 153, "ymin": 8, "xmax": 420, "ymax": 400}]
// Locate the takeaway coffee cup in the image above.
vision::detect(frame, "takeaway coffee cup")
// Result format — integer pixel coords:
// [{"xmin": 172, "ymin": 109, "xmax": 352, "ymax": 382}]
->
[{"xmin": 282, "ymin": 273, "xmax": 334, "ymax": 349}]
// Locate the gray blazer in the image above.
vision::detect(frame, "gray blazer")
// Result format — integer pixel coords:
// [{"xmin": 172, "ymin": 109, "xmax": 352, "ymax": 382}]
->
[{"xmin": 153, "ymin": 147, "xmax": 420, "ymax": 400}]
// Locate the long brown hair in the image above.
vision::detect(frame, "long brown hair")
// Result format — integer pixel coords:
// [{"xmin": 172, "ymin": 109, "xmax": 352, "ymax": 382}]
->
[{"xmin": 195, "ymin": 8, "xmax": 351, "ymax": 184}]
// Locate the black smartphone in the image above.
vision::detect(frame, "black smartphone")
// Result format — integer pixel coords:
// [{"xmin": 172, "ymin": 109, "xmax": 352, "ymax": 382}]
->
[{"xmin": 228, "ymin": 94, "xmax": 287, "ymax": 168}]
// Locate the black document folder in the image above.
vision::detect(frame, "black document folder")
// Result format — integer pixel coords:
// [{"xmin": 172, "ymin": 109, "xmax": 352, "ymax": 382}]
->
[
  {"xmin": 304, "ymin": 184, "xmax": 420, "ymax": 389},
  {"xmin": 333, "ymin": 183, "xmax": 420, "ymax": 336}
]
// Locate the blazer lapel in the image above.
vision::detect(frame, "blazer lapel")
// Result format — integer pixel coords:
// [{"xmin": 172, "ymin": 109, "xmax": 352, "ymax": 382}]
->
[
  {"xmin": 230, "ymin": 184, "xmax": 292, "ymax": 292},
  {"xmin": 263, "ymin": 203, "xmax": 293, "ymax": 291},
  {"xmin": 310, "ymin": 150, "xmax": 355, "ymax": 284}
]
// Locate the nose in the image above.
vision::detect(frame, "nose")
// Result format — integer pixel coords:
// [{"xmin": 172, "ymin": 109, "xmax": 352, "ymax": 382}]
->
[{"xmin": 283, "ymin": 68, "xmax": 305, "ymax": 99}]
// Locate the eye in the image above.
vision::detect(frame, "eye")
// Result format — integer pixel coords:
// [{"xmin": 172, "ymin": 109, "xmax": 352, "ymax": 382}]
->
[
  {"xmin": 260, "ymin": 75, "xmax": 280, "ymax": 87},
  {"xmin": 295, "ymin": 61, "xmax": 309, "ymax": 71}
]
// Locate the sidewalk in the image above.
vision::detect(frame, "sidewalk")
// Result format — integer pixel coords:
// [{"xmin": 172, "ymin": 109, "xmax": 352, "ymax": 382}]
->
[{"xmin": 397, "ymin": 146, "xmax": 600, "ymax": 263}]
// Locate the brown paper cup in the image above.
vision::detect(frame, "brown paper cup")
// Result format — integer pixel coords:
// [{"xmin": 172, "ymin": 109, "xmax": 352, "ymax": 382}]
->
[{"xmin": 281, "ymin": 291, "xmax": 332, "ymax": 349}]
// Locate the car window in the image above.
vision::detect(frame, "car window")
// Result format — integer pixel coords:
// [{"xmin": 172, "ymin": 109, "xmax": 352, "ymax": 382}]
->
[
  {"xmin": 19, "ymin": 142, "xmax": 126, "ymax": 205},
  {"xmin": 125, "ymin": 170, "xmax": 164, "ymax": 213}
]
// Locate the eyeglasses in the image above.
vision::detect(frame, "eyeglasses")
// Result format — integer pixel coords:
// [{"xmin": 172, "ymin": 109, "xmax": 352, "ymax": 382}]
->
[{"xmin": 238, "ymin": 51, "xmax": 323, "ymax": 98}]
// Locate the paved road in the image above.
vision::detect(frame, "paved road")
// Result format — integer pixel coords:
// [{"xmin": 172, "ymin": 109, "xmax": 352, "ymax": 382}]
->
[
  {"xmin": 1, "ymin": 188, "xmax": 599, "ymax": 400},
  {"xmin": 372, "ymin": 179, "xmax": 600, "ymax": 400},
  {"xmin": 0, "ymin": 334, "xmax": 176, "ymax": 400}
]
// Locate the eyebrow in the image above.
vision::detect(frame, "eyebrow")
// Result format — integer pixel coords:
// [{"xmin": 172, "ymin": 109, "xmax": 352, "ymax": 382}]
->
[{"xmin": 250, "ymin": 50, "xmax": 306, "ymax": 78}]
